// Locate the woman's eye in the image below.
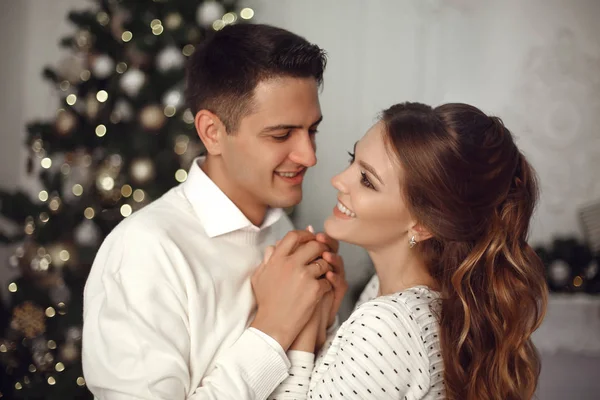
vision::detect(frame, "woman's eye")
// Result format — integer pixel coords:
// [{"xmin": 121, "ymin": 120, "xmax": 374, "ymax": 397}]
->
[{"xmin": 360, "ymin": 171, "xmax": 374, "ymax": 189}]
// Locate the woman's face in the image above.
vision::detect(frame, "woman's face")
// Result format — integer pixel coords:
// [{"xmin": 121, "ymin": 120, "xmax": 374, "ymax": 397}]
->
[{"xmin": 324, "ymin": 121, "xmax": 415, "ymax": 249}]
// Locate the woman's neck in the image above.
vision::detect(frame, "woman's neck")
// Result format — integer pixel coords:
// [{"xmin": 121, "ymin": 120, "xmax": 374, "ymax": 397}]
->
[{"xmin": 367, "ymin": 240, "xmax": 438, "ymax": 296}]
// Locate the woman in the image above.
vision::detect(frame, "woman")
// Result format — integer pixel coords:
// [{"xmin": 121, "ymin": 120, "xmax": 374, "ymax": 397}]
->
[{"xmin": 269, "ymin": 102, "xmax": 548, "ymax": 400}]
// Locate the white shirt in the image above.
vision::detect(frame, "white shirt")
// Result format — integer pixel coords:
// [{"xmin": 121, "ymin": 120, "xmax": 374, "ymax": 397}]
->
[
  {"xmin": 82, "ymin": 157, "xmax": 294, "ymax": 400},
  {"xmin": 269, "ymin": 275, "xmax": 446, "ymax": 400}
]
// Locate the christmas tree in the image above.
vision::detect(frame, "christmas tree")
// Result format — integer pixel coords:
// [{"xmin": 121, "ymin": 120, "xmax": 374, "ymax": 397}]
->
[{"xmin": 0, "ymin": 1, "xmax": 253, "ymax": 398}]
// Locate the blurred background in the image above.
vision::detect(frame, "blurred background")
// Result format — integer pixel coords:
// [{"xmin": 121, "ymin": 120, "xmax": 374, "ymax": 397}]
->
[{"xmin": 0, "ymin": 0, "xmax": 598, "ymax": 399}]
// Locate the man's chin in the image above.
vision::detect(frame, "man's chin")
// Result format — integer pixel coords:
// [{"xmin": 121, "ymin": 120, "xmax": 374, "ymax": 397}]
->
[{"xmin": 268, "ymin": 192, "xmax": 302, "ymax": 210}]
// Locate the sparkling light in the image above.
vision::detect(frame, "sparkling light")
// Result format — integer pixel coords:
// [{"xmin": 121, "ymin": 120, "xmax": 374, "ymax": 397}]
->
[
  {"xmin": 72, "ymin": 184, "xmax": 83, "ymax": 196},
  {"xmin": 84, "ymin": 207, "xmax": 95, "ymax": 219},
  {"xmin": 121, "ymin": 184, "xmax": 133, "ymax": 197},
  {"xmin": 182, "ymin": 44, "xmax": 195, "ymax": 57},
  {"xmin": 39, "ymin": 191, "xmax": 49, "ymax": 202},
  {"xmin": 133, "ymin": 189, "xmax": 145, "ymax": 202},
  {"xmin": 122, "ymin": 31, "xmax": 133, "ymax": 42},
  {"xmin": 41, "ymin": 157, "xmax": 52, "ymax": 169},
  {"xmin": 120, "ymin": 204, "xmax": 133, "ymax": 217},
  {"xmin": 66, "ymin": 94, "xmax": 77, "ymax": 105},
  {"xmin": 97, "ymin": 90, "xmax": 108, "ymax": 102},
  {"xmin": 95, "ymin": 124, "xmax": 107, "ymax": 137},
  {"xmin": 240, "ymin": 8, "xmax": 255, "ymax": 19},
  {"xmin": 175, "ymin": 169, "xmax": 187, "ymax": 183}
]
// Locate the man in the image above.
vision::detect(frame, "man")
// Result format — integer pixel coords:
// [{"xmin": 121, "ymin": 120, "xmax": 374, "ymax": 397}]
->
[{"xmin": 82, "ymin": 23, "xmax": 347, "ymax": 400}]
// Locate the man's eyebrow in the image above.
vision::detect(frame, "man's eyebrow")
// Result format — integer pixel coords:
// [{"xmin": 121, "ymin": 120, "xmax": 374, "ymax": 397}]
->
[{"xmin": 261, "ymin": 116, "xmax": 323, "ymax": 133}]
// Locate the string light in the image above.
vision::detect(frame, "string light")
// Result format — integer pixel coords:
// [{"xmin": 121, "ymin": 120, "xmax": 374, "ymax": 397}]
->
[
  {"xmin": 182, "ymin": 44, "xmax": 195, "ymax": 57},
  {"xmin": 97, "ymin": 90, "xmax": 108, "ymax": 102},
  {"xmin": 122, "ymin": 31, "xmax": 133, "ymax": 42},
  {"xmin": 222, "ymin": 12, "xmax": 237, "ymax": 24},
  {"xmin": 41, "ymin": 158, "xmax": 52, "ymax": 169},
  {"xmin": 59, "ymin": 250, "xmax": 70, "ymax": 262},
  {"xmin": 116, "ymin": 62, "xmax": 127, "ymax": 74},
  {"xmin": 164, "ymin": 105, "xmax": 176, "ymax": 117},
  {"xmin": 39, "ymin": 191, "xmax": 49, "ymax": 202},
  {"xmin": 72, "ymin": 184, "xmax": 83, "ymax": 196},
  {"xmin": 133, "ymin": 189, "xmax": 145, "ymax": 202},
  {"xmin": 8, "ymin": 282, "xmax": 17, "ymax": 293},
  {"xmin": 120, "ymin": 204, "xmax": 133, "ymax": 217},
  {"xmin": 66, "ymin": 94, "xmax": 77, "ymax": 105},
  {"xmin": 97, "ymin": 12, "xmax": 110, "ymax": 26},
  {"xmin": 240, "ymin": 8, "xmax": 255, "ymax": 19},
  {"xmin": 95, "ymin": 124, "xmax": 107, "ymax": 137},
  {"xmin": 84, "ymin": 207, "xmax": 95, "ymax": 219},
  {"xmin": 175, "ymin": 169, "xmax": 187, "ymax": 182},
  {"xmin": 212, "ymin": 19, "xmax": 225, "ymax": 31}
]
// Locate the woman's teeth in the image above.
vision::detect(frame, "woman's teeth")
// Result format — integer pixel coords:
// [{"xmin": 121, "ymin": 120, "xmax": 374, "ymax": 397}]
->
[{"xmin": 337, "ymin": 201, "xmax": 356, "ymax": 218}]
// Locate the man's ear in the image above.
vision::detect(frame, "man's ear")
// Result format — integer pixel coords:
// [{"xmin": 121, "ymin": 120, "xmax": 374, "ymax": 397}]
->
[
  {"xmin": 195, "ymin": 110, "xmax": 227, "ymax": 155},
  {"xmin": 410, "ymin": 222, "xmax": 433, "ymax": 242}
]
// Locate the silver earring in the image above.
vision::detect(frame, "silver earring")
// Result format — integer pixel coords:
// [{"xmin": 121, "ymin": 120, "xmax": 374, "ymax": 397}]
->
[{"xmin": 409, "ymin": 235, "xmax": 417, "ymax": 248}]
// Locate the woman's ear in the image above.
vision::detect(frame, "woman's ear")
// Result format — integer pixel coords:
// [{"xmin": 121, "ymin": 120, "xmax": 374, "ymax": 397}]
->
[
  {"xmin": 195, "ymin": 110, "xmax": 227, "ymax": 155},
  {"xmin": 410, "ymin": 222, "xmax": 433, "ymax": 242}
]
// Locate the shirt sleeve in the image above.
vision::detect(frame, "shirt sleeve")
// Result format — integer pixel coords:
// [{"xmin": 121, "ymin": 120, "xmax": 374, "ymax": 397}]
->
[{"xmin": 82, "ymin": 223, "xmax": 289, "ymax": 400}]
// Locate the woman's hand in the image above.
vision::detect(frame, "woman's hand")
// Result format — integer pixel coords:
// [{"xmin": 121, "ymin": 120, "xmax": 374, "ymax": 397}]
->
[
  {"xmin": 289, "ymin": 296, "xmax": 323, "ymax": 352},
  {"xmin": 315, "ymin": 291, "xmax": 334, "ymax": 353}
]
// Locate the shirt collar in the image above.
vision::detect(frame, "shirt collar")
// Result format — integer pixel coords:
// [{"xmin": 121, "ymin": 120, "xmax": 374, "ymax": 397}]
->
[{"xmin": 182, "ymin": 157, "xmax": 285, "ymax": 238}]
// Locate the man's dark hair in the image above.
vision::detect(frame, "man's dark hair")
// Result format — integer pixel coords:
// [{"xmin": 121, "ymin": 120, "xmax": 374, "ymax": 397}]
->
[{"xmin": 185, "ymin": 23, "xmax": 327, "ymax": 133}]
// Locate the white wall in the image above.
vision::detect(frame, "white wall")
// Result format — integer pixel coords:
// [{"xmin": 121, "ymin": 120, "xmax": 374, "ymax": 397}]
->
[{"xmin": 249, "ymin": 0, "xmax": 600, "ymax": 309}]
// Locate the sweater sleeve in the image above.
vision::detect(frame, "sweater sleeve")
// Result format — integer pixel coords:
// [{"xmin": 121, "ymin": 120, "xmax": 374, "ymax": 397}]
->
[
  {"xmin": 82, "ymin": 224, "xmax": 289, "ymax": 400},
  {"xmin": 267, "ymin": 314, "xmax": 341, "ymax": 399},
  {"xmin": 307, "ymin": 300, "xmax": 432, "ymax": 400},
  {"xmin": 267, "ymin": 299, "xmax": 433, "ymax": 400}
]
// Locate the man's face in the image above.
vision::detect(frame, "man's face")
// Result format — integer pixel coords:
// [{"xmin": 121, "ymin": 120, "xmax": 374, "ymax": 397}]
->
[{"xmin": 217, "ymin": 76, "xmax": 322, "ymax": 218}]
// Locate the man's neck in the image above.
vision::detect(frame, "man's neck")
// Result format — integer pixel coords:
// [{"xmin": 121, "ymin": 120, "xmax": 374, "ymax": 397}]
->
[{"xmin": 200, "ymin": 157, "xmax": 268, "ymax": 227}]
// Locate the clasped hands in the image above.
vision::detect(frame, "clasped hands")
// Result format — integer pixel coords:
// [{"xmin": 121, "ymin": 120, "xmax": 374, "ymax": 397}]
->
[{"xmin": 251, "ymin": 228, "xmax": 348, "ymax": 353}]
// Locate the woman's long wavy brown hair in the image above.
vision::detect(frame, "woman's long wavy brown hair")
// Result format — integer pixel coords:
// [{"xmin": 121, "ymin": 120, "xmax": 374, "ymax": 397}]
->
[{"xmin": 381, "ymin": 102, "xmax": 548, "ymax": 400}]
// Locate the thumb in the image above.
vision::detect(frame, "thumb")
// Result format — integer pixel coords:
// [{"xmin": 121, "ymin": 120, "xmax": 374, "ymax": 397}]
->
[{"xmin": 263, "ymin": 245, "xmax": 275, "ymax": 263}]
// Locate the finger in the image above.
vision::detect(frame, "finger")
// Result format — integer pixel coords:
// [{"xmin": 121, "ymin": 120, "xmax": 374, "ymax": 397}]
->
[
  {"xmin": 274, "ymin": 230, "xmax": 316, "ymax": 256},
  {"xmin": 322, "ymin": 252, "xmax": 345, "ymax": 276},
  {"xmin": 317, "ymin": 278, "xmax": 333, "ymax": 296},
  {"xmin": 306, "ymin": 259, "xmax": 331, "ymax": 278},
  {"xmin": 325, "ymin": 270, "xmax": 344, "ymax": 289},
  {"xmin": 263, "ymin": 245, "xmax": 275, "ymax": 263},
  {"xmin": 292, "ymin": 240, "xmax": 329, "ymax": 264},
  {"xmin": 315, "ymin": 233, "xmax": 339, "ymax": 254}
]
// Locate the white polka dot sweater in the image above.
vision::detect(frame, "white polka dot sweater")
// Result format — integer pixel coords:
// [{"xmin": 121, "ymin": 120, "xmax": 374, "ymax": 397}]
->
[{"xmin": 269, "ymin": 275, "xmax": 446, "ymax": 400}]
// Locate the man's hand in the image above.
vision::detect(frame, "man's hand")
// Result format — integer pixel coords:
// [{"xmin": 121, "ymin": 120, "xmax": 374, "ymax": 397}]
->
[
  {"xmin": 251, "ymin": 230, "xmax": 332, "ymax": 351},
  {"xmin": 315, "ymin": 233, "xmax": 347, "ymax": 328}
]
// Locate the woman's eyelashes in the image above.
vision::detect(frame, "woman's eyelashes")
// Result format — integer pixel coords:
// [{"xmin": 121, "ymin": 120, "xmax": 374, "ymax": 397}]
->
[
  {"xmin": 360, "ymin": 171, "xmax": 375, "ymax": 189},
  {"xmin": 347, "ymin": 150, "xmax": 375, "ymax": 190},
  {"xmin": 347, "ymin": 151, "xmax": 355, "ymax": 163}
]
